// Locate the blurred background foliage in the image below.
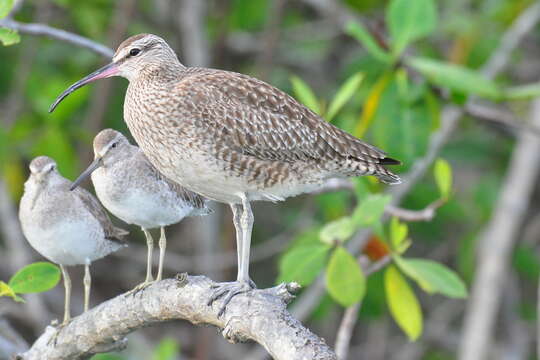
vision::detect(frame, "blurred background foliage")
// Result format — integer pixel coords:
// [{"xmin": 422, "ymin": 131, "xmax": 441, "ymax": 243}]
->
[{"xmin": 2, "ymin": 0, "xmax": 540, "ymax": 359}]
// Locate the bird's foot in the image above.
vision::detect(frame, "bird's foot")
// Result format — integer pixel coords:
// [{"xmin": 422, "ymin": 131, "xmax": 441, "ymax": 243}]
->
[
  {"xmin": 47, "ymin": 319, "xmax": 70, "ymax": 346},
  {"xmin": 126, "ymin": 280, "xmax": 154, "ymax": 296},
  {"xmin": 207, "ymin": 280, "xmax": 256, "ymax": 317}
]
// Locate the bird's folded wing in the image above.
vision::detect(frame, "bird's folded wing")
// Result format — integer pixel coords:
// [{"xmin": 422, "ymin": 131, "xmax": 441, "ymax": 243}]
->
[
  {"xmin": 176, "ymin": 69, "xmax": 398, "ymax": 166},
  {"xmin": 74, "ymin": 187, "xmax": 128, "ymax": 242}
]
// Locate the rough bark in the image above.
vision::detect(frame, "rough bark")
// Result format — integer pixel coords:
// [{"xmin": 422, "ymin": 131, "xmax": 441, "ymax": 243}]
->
[{"xmin": 17, "ymin": 275, "xmax": 336, "ymax": 360}]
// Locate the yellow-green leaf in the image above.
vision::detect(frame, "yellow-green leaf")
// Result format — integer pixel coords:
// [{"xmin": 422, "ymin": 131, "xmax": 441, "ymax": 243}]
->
[
  {"xmin": 9, "ymin": 262, "xmax": 61, "ymax": 294},
  {"xmin": 385, "ymin": 265, "xmax": 422, "ymax": 340},
  {"xmin": 354, "ymin": 72, "xmax": 393, "ymax": 138},
  {"xmin": 326, "ymin": 246, "xmax": 365, "ymax": 307},
  {"xmin": 277, "ymin": 244, "xmax": 330, "ymax": 286},
  {"xmin": 0, "ymin": 281, "xmax": 23, "ymax": 302},
  {"xmin": 290, "ymin": 75, "xmax": 321, "ymax": 115},
  {"xmin": 352, "ymin": 194, "xmax": 392, "ymax": 226},
  {"xmin": 387, "ymin": 0, "xmax": 437, "ymax": 56},
  {"xmin": 345, "ymin": 22, "xmax": 391, "ymax": 63},
  {"xmin": 407, "ymin": 57, "xmax": 501, "ymax": 99},
  {"xmin": 394, "ymin": 257, "xmax": 467, "ymax": 298},
  {"xmin": 326, "ymin": 73, "xmax": 364, "ymax": 122},
  {"xmin": 320, "ymin": 217, "xmax": 357, "ymax": 245},
  {"xmin": 0, "ymin": 0, "xmax": 14, "ymax": 19},
  {"xmin": 434, "ymin": 158, "xmax": 452, "ymax": 199},
  {"xmin": 390, "ymin": 216, "xmax": 408, "ymax": 250},
  {"xmin": 0, "ymin": 28, "xmax": 20, "ymax": 46}
]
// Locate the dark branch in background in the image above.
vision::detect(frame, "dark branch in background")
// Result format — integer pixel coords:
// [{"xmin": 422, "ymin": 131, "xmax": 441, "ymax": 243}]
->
[
  {"xmin": 0, "ymin": 18, "xmax": 113, "ymax": 58},
  {"xmin": 466, "ymin": 102, "xmax": 540, "ymax": 137},
  {"xmin": 18, "ymin": 276, "xmax": 336, "ymax": 360}
]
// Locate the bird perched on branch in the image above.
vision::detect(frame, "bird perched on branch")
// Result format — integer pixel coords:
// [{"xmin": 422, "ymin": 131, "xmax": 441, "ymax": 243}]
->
[
  {"xmin": 19, "ymin": 156, "xmax": 127, "ymax": 326},
  {"xmin": 70, "ymin": 129, "xmax": 211, "ymax": 290},
  {"xmin": 50, "ymin": 33, "xmax": 401, "ymax": 315}
]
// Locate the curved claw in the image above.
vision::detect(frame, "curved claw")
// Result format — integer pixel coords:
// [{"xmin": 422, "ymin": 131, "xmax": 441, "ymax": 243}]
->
[{"xmin": 207, "ymin": 281, "xmax": 255, "ymax": 317}]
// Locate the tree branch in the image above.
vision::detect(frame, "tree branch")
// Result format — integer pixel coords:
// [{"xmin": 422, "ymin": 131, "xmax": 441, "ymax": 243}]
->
[
  {"xmin": 17, "ymin": 276, "xmax": 336, "ymax": 360},
  {"xmin": 0, "ymin": 18, "xmax": 113, "ymax": 58}
]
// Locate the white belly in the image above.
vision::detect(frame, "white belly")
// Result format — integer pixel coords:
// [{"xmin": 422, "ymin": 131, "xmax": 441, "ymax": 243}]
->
[
  {"xmin": 98, "ymin": 189, "xmax": 192, "ymax": 229},
  {"xmin": 24, "ymin": 219, "xmax": 107, "ymax": 266}
]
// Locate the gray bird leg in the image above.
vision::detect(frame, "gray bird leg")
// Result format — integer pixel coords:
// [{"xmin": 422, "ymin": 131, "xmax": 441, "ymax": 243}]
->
[
  {"xmin": 60, "ymin": 265, "xmax": 71, "ymax": 324},
  {"xmin": 230, "ymin": 203, "xmax": 243, "ymax": 275},
  {"xmin": 238, "ymin": 193, "xmax": 253, "ymax": 284},
  {"xmin": 142, "ymin": 228, "xmax": 154, "ymax": 283},
  {"xmin": 207, "ymin": 195, "xmax": 255, "ymax": 317},
  {"xmin": 156, "ymin": 227, "xmax": 166, "ymax": 281},
  {"xmin": 83, "ymin": 264, "xmax": 91, "ymax": 312}
]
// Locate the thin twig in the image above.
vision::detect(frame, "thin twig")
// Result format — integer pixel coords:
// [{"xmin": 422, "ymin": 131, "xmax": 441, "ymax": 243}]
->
[
  {"xmin": 335, "ymin": 304, "xmax": 361, "ymax": 360},
  {"xmin": 0, "ymin": 18, "xmax": 113, "ymax": 57},
  {"xmin": 466, "ymin": 102, "xmax": 540, "ymax": 137}
]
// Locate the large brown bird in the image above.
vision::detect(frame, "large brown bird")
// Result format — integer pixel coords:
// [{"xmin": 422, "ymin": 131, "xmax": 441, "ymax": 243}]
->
[{"xmin": 50, "ymin": 34, "xmax": 401, "ymax": 315}]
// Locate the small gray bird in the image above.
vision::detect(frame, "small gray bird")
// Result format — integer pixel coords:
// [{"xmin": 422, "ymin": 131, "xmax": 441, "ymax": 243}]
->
[
  {"xmin": 19, "ymin": 156, "xmax": 127, "ymax": 325},
  {"xmin": 70, "ymin": 129, "xmax": 210, "ymax": 290},
  {"xmin": 50, "ymin": 33, "xmax": 401, "ymax": 315}
]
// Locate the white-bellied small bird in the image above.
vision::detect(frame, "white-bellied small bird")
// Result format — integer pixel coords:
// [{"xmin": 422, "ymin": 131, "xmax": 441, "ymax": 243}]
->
[
  {"xmin": 19, "ymin": 156, "xmax": 127, "ymax": 326},
  {"xmin": 49, "ymin": 34, "xmax": 401, "ymax": 315},
  {"xmin": 70, "ymin": 129, "xmax": 211, "ymax": 290}
]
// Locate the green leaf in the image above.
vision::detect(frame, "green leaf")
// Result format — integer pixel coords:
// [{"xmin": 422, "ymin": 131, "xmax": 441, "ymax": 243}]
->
[
  {"xmin": 153, "ymin": 337, "xmax": 180, "ymax": 360},
  {"xmin": 0, "ymin": 0, "xmax": 14, "ymax": 19},
  {"xmin": 320, "ymin": 217, "xmax": 357, "ymax": 245},
  {"xmin": 394, "ymin": 257, "xmax": 468, "ymax": 298},
  {"xmin": 8, "ymin": 262, "xmax": 61, "ymax": 294},
  {"xmin": 345, "ymin": 22, "xmax": 391, "ymax": 63},
  {"xmin": 326, "ymin": 73, "xmax": 364, "ymax": 122},
  {"xmin": 0, "ymin": 281, "xmax": 24, "ymax": 302},
  {"xmin": 384, "ymin": 265, "xmax": 422, "ymax": 340},
  {"xmin": 290, "ymin": 75, "xmax": 321, "ymax": 115},
  {"xmin": 0, "ymin": 28, "xmax": 20, "ymax": 46},
  {"xmin": 387, "ymin": 0, "xmax": 437, "ymax": 56},
  {"xmin": 390, "ymin": 217, "xmax": 408, "ymax": 250},
  {"xmin": 326, "ymin": 246, "xmax": 366, "ymax": 307},
  {"xmin": 434, "ymin": 158, "xmax": 452, "ymax": 199},
  {"xmin": 352, "ymin": 194, "xmax": 392, "ymax": 226},
  {"xmin": 277, "ymin": 244, "xmax": 331, "ymax": 286},
  {"xmin": 504, "ymin": 82, "xmax": 540, "ymax": 100},
  {"xmin": 407, "ymin": 57, "xmax": 501, "ymax": 99}
]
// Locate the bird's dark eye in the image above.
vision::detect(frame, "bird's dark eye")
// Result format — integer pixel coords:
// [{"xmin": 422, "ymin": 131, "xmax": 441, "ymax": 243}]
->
[
  {"xmin": 111, "ymin": 142, "xmax": 118, "ymax": 149},
  {"xmin": 129, "ymin": 48, "xmax": 141, "ymax": 56}
]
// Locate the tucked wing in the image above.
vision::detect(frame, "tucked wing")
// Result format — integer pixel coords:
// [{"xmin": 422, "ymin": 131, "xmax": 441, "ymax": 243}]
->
[
  {"xmin": 74, "ymin": 187, "xmax": 129, "ymax": 243},
  {"xmin": 175, "ymin": 68, "xmax": 400, "ymax": 180}
]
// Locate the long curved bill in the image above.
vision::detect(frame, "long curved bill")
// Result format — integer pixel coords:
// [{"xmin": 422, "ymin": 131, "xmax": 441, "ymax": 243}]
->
[
  {"xmin": 49, "ymin": 62, "xmax": 118, "ymax": 113},
  {"xmin": 70, "ymin": 158, "xmax": 103, "ymax": 191}
]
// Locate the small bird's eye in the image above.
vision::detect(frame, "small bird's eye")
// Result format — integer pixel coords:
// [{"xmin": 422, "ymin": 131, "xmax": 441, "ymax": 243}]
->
[
  {"xmin": 129, "ymin": 48, "xmax": 141, "ymax": 57},
  {"xmin": 111, "ymin": 142, "xmax": 118, "ymax": 149}
]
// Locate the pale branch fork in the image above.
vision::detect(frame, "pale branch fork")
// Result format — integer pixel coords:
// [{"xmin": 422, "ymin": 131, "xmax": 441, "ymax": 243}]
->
[{"xmin": 17, "ymin": 275, "xmax": 337, "ymax": 360}]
